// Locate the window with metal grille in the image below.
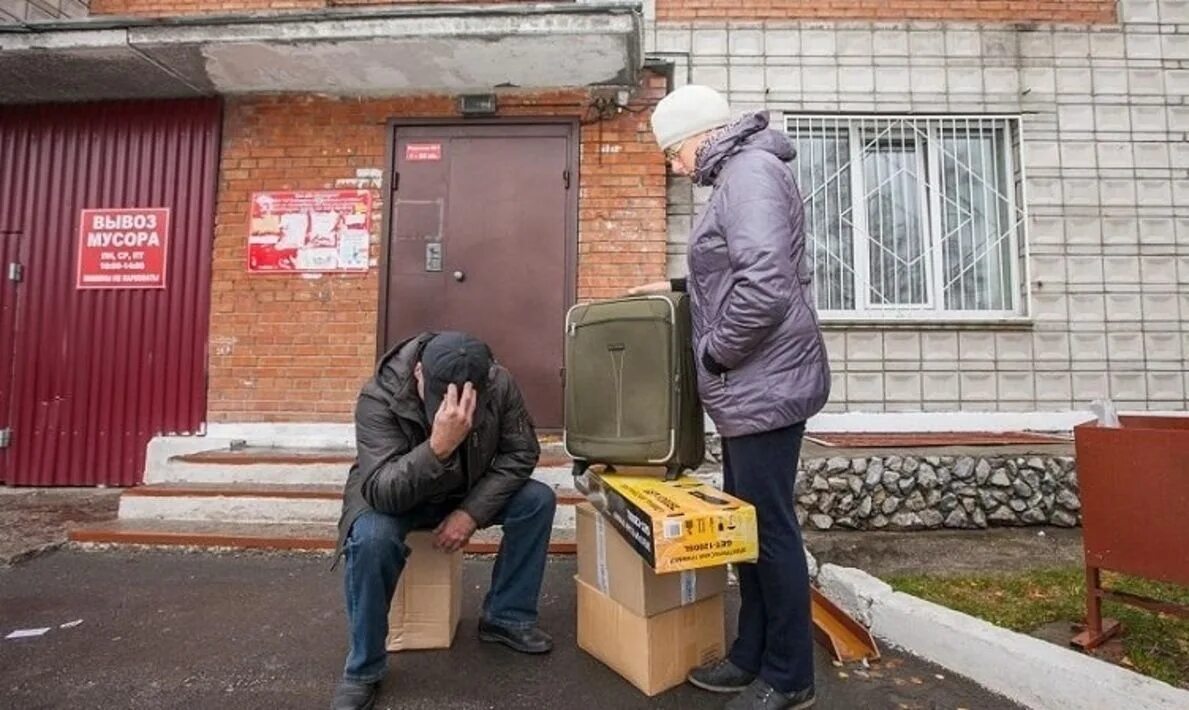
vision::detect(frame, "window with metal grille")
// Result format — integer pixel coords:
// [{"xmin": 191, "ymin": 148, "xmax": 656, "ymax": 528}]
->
[{"xmin": 786, "ymin": 116, "xmax": 1028, "ymax": 321}]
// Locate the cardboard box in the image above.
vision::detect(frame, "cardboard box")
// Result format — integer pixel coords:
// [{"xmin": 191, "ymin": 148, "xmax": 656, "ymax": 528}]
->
[
  {"xmin": 576, "ymin": 576, "xmax": 725, "ymax": 696},
  {"xmin": 581, "ymin": 471, "xmax": 758, "ymax": 573},
  {"xmin": 576, "ymin": 503, "xmax": 727, "ymax": 617},
  {"xmin": 386, "ymin": 531, "xmax": 463, "ymax": 651}
]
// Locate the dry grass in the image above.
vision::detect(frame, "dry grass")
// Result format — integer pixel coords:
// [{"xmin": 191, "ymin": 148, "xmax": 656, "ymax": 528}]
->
[{"xmin": 886, "ymin": 568, "xmax": 1189, "ymax": 689}]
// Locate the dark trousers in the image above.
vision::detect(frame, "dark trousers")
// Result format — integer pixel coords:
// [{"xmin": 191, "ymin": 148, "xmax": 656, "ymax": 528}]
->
[
  {"xmin": 722, "ymin": 421, "xmax": 814, "ymax": 694},
  {"xmin": 341, "ymin": 479, "xmax": 556, "ymax": 683}
]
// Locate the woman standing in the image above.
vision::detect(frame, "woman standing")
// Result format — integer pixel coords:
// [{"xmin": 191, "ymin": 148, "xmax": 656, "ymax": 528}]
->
[{"xmin": 631, "ymin": 84, "xmax": 831, "ymax": 710}]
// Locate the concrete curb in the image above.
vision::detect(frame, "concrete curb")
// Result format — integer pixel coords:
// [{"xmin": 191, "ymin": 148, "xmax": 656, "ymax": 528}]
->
[
  {"xmin": 817, "ymin": 564, "xmax": 1189, "ymax": 710},
  {"xmin": 1, "ymin": 540, "xmax": 66, "ymax": 567}
]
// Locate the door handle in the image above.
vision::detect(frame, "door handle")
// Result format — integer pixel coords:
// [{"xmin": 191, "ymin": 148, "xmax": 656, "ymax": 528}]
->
[{"xmin": 453, "ymin": 270, "xmax": 466, "ymax": 282}]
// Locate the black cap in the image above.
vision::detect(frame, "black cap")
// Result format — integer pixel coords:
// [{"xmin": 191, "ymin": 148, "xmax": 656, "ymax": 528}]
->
[{"xmin": 419, "ymin": 331, "xmax": 492, "ymax": 423}]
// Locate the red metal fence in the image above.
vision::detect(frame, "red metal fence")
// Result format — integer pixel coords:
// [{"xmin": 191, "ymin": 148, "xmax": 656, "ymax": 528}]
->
[{"xmin": 0, "ymin": 99, "xmax": 220, "ymax": 486}]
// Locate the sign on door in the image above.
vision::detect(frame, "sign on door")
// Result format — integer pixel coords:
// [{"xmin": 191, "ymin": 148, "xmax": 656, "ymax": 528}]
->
[{"xmin": 76, "ymin": 208, "xmax": 170, "ymax": 289}]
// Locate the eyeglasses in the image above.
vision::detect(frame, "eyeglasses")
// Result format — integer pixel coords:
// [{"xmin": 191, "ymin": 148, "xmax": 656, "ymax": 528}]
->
[{"xmin": 664, "ymin": 141, "xmax": 685, "ymax": 162}]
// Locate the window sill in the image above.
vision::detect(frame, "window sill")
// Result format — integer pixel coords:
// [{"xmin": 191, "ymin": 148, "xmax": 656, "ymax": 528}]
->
[{"xmin": 820, "ymin": 317, "xmax": 1035, "ymax": 331}]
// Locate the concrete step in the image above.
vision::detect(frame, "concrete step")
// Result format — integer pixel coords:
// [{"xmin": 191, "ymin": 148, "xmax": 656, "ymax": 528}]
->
[
  {"xmin": 147, "ymin": 444, "xmax": 577, "ymax": 486},
  {"xmin": 119, "ymin": 483, "xmax": 343, "ymax": 525},
  {"xmin": 118, "ymin": 482, "xmax": 586, "ymax": 528},
  {"xmin": 127, "ymin": 431, "xmax": 723, "ymax": 554},
  {"xmin": 68, "ymin": 519, "xmax": 576, "ymax": 554},
  {"xmin": 123, "ymin": 482, "xmax": 344, "ymax": 499},
  {"xmin": 71, "ymin": 520, "xmax": 338, "ymax": 551},
  {"xmin": 170, "ymin": 446, "xmax": 575, "ymax": 469}
]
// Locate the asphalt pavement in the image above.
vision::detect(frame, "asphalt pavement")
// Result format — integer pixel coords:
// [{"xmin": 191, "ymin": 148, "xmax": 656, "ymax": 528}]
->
[{"xmin": 0, "ymin": 549, "xmax": 1022, "ymax": 709}]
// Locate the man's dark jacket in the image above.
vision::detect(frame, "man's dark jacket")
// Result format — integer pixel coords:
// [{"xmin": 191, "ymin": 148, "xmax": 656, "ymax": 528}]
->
[{"xmin": 335, "ymin": 333, "xmax": 540, "ymax": 559}]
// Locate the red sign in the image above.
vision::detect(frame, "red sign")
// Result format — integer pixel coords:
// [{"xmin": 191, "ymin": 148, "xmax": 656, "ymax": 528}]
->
[
  {"xmin": 405, "ymin": 143, "xmax": 442, "ymax": 161},
  {"xmin": 76, "ymin": 208, "xmax": 170, "ymax": 290},
  {"xmin": 248, "ymin": 190, "xmax": 372, "ymax": 273}
]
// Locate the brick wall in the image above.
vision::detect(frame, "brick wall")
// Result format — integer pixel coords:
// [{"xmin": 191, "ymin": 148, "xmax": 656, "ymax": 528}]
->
[
  {"xmin": 657, "ymin": 0, "xmax": 1117, "ymax": 23},
  {"xmin": 209, "ymin": 78, "xmax": 667, "ymax": 422},
  {"xmin": 90, "ymin": 0, "xmax": 523, "ymax": 16}
]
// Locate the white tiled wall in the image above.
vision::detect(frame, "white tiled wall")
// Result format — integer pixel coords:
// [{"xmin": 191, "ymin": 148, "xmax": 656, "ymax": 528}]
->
[{"xmin": 651, "ymin": 0, "xmax": 1189, "ymax": 412}]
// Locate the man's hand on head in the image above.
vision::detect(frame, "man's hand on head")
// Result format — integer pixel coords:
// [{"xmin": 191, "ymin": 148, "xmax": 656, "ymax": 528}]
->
[
  {"xmin": 429, "ymin": 382, "xmax": 477, "ymax": 460},
  {"xmin": 433, "ymin": 509, "xmax": 477, "ymax": 553}
]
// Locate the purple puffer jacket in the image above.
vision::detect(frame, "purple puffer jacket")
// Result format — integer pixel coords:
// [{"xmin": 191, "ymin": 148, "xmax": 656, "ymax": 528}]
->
[{"xmin": 683, "ymin": 112, "xmax": 831, "ymax": 438}]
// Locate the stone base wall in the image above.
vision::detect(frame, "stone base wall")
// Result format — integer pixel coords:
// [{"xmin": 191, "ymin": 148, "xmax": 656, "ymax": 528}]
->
[
  {"xmin": 795, "ymin": 455, "xmax": 1081, "ymax": 531},
  {"xmin": 705, "ymin": 437, "xmax": 1082, "ymax": 531}
]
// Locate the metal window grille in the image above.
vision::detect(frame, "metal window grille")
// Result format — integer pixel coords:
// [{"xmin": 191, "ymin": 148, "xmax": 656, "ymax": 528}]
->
[{"xmin": 786, "ymin": 115, "xmax": 1027, "ymax": 320}]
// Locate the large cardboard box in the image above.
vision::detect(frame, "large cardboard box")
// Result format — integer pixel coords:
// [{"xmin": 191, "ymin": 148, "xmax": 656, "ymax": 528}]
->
[
  {"xmin": 576, "ymin": 503, "xmax": 727, "ymax": 617},
  {"xmin": 582, "ymin": 470, "xmax": 758, "ymax": 573},
  {"xmin": 386, "ymin": 531, "xmax": 463, "ymax": 651},
  {"xmin": 576, "ymin": 576, "xmax": 725, "ymax": 696}
]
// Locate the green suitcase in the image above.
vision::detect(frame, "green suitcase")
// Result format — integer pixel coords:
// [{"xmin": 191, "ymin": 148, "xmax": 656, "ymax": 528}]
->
[{"xmin": 563, "ymin": 293, "xmax": 705, "ymax": 480}]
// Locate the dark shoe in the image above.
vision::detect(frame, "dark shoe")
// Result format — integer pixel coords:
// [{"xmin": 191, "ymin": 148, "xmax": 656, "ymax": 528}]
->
[
  {"xmin": 478, "ymin": 620, "xmax": 553, "ymax": 654},
  {"xmin": 688, "ymin": 658, "xmax": 757, "ymax": 693},
  {"xmin": 330, "ymin": 679, "xmax": 379, "ymax": 710},
  {"xmin": 724, "ymin": 679, "xmax": 815, "ymax": 710}
]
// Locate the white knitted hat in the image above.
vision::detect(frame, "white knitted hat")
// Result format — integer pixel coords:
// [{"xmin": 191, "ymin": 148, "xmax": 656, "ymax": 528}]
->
[{"xmin": 650, "ymin": 84, "xmax": 732, "ymax": 151}]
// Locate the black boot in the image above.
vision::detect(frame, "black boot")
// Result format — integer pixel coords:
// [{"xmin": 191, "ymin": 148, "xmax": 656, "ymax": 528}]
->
[
  {"xmin": 724, "ymin": 679, "xmax": 815, "ymax": 710},
  {"xmin": 688, "ymin": 658, "xmax": 757, "ymax": 693},
  {"xmin": 330, "ymin": 679, "xmax": 379, "ymax": 710},
  {"xmin": 478, "ymin": 620, "xmax": 553, "ymax": 654}
]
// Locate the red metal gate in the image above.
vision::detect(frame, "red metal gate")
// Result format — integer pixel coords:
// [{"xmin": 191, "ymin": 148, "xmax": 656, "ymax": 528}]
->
[
  {"xmin": 0, "ymin": 117, "xmax": 27, "ymax": 485},
  {"xmin": 0, "ymin": 233, "xmax": 18, "ymax": 484},
  {"xmin": 0, "ymin": 99, "xmax": 221, "ymax": 486}
]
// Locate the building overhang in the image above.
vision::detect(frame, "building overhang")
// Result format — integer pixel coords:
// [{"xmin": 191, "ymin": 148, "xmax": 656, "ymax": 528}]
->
[{"xmin": 0, "ymin": 3, "xmax": 644, "ymax": 104}]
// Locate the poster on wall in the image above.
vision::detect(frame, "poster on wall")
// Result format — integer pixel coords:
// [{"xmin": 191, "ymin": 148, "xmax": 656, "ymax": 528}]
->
[
  {"xmin": 247, "ymin": 190, "xmax": 372, "ymax": 273},
  {"xmin": 76, "ymin": 207, "xmax": 171, "ymax": 290}
]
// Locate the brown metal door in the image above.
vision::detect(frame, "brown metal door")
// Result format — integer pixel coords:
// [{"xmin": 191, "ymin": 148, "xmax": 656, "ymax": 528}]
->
[
  {"xmin": 385, "ymin": 123, "xmax": 575, "ymax": 429},
  {"xmin": 0, "ymin": 233, "xmax": 17, "ymax": 483}
]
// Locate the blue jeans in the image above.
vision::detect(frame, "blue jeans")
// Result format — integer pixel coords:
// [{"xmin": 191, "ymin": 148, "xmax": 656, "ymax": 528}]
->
[
  {"xmin": 722, "ymin": 422, "xmax": 814, "ymax": 695},
  {"xmin": 341, "ymin": 479, "xmax": 556, "ymax": 683}
]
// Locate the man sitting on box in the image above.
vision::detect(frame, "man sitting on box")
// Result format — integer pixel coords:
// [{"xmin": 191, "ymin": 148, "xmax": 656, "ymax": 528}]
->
[{"xmin": 331, "ymin": 331, "xmax": 556, "ymax": 710}]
